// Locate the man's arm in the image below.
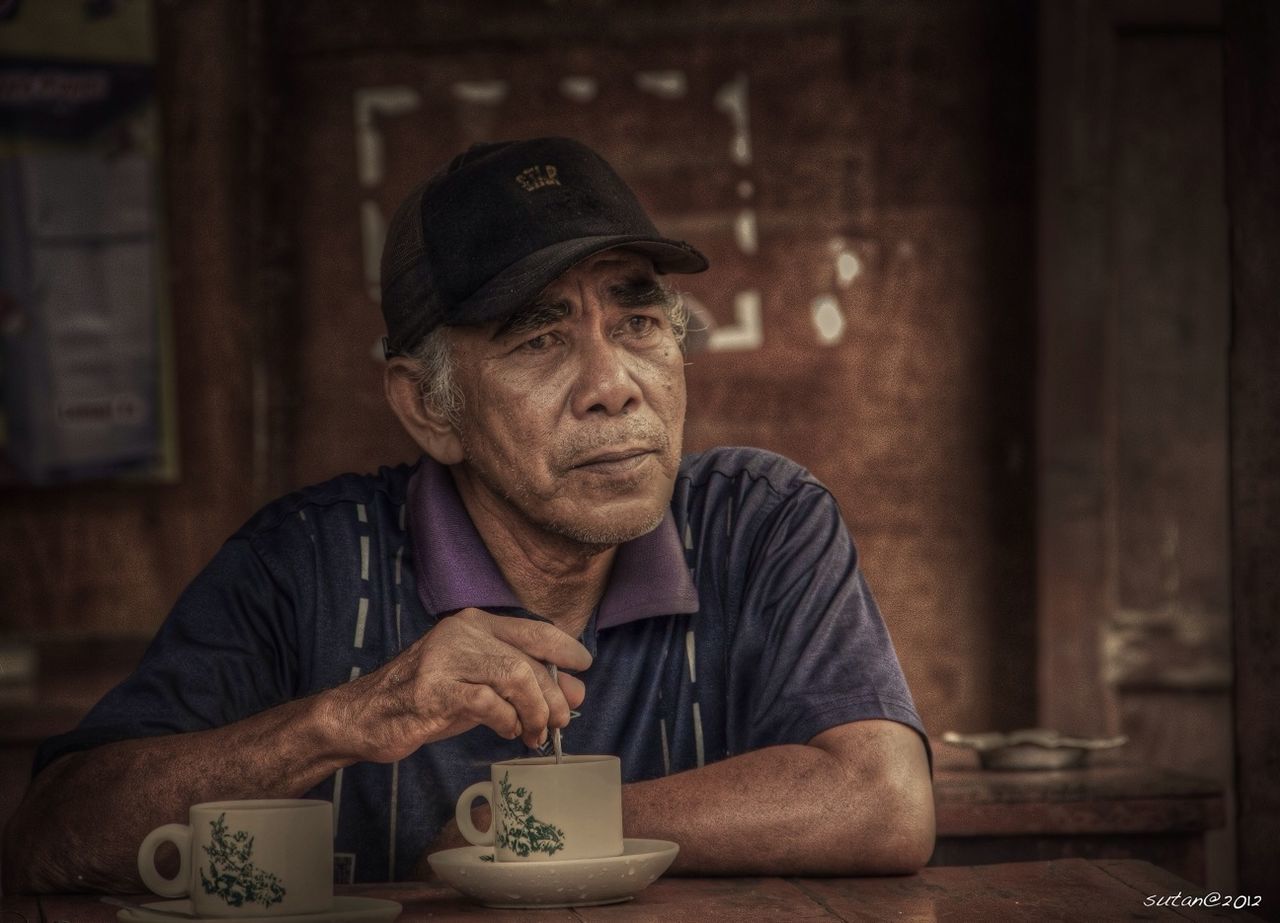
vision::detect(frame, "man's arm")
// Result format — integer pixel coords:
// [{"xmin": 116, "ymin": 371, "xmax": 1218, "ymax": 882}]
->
[
  {"xmin": 623, "ymin": 720, "xmax": 933, "ymax": 875},
  {"xmin": 422, "ymin": 719, "xmax": 933, "ymax": 876},
  {"xmin": 4, "ymin": 695, "xmax": 342, "ymax": 894},
  {"xmin": 2, "ymin": 609, "xmax": 589, "ymax": 894}
]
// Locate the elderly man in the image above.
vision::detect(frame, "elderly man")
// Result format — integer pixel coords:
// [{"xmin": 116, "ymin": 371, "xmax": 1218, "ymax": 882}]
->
[{"xmin": 4, "ymin": 137, "xmax": 933, "ymax": 891}]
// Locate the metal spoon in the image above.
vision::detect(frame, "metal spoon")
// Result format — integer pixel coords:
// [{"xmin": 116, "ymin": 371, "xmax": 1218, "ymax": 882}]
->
[{"xmin": 548, "ymin": 663, "xmax": 563, "ymax": 763}]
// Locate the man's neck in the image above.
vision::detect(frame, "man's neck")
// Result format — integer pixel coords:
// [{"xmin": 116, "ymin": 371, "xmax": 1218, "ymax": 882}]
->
[{"xmin": 450, "ymin": 467, "xmax": 615, "ymax": 638}]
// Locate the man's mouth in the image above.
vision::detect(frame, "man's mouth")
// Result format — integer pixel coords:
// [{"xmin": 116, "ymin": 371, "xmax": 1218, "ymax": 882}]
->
[{"xmin": 570, "ymin": 447, "xmax": 655, "ymax": 474}]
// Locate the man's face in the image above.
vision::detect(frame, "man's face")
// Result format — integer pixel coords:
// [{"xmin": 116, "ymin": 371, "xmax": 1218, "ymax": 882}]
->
[{"xmin": 445, "ymin": 249, "xmax": 687, "ymax": 547}]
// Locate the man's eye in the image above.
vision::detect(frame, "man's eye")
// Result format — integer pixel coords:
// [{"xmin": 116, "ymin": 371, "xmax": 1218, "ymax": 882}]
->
[
  {"xmin": 622, "ymin": 315, "xmax": 658, "ymax": 337},
  {"xmin": 520, "ymin": 333, "xmax": 555, "ymax": 352}
]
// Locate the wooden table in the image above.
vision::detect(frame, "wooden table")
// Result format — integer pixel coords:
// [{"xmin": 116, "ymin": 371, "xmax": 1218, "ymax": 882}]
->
[
  {"xmin": 4, "ymin": 860, "xmax": 1264, "ymax": 922},
  {"xmin": 932, "ymin": 763, "xmax": 1225, "ymax": 884}
]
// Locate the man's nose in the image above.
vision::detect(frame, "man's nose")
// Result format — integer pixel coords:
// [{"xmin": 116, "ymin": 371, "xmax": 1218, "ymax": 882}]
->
[{"xmin": 570, "ymin": 330, "xmax": 642, "ymax": 418}]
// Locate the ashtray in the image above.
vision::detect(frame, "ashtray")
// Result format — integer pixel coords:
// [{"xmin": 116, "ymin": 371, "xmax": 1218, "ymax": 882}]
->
[{"xmin": 940, "ymin": 728, "xmax": 1127, "ymax": 770}]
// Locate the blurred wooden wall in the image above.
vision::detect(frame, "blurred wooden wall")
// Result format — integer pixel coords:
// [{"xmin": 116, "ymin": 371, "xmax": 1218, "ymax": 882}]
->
[
  {"xmin": 0, "ymin": 2, "xmax": 260, "ymax": 636},
  {"xmin": 1035, "ymin": 0, "xmax": 1237, "ymax": 888},
  {"xmin": 0, "ymin": 0, "xmax": 1041, "ymax": 739}
]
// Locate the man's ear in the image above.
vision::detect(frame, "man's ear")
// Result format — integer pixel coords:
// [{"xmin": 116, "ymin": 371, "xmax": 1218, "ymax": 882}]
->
[{"xmin": 384, "ymin": 358, "xmax": 464, "ymax": 465}]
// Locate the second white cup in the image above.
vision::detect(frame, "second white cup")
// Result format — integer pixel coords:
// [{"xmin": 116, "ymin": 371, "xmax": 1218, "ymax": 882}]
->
[{"xmin": 137, "ymin": 799, "xmax": 332, "ymax": 918}]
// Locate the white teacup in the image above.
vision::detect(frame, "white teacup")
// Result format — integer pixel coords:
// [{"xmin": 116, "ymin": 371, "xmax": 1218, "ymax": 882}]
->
[
  {"xmin": 456, "ymin": 755, "xmax": 623, "ymax": 862},
  {"xmin": 138, "ymin": 799, "xmax": 333, "ymax": 918}
]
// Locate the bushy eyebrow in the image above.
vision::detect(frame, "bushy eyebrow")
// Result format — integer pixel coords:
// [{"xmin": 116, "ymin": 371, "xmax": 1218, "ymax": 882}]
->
[
  {"xmin": 494, "ymin": 301, "xmax": 571, "ymax": 340},
  {"xmin": 493, "ymin": 275, "xmax": 674, "ymax": 341},
  {"xmin": 609, "ymin": 276, "xmax": 674, "ymax": 309}
]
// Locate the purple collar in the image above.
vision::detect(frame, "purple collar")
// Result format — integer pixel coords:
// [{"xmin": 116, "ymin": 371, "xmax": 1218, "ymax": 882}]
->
[{"xmin": 407, "ymin": 457, "xmax": 699, "ymax": 630}]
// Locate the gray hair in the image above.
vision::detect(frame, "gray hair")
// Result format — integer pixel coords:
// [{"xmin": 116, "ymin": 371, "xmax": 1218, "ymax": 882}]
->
[
  {"xmin": 406, "ymin": 326, "xmax": 465, "ymax": 427},
  {"xmin": 406, "ymin": 281, "xmax": 688, "ymax": 426}
]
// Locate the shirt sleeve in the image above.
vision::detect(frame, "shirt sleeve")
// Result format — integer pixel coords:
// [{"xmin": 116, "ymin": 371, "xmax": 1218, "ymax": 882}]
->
[
  {"xmin": 32, "ymin": 533, "xmax": 300, "ymax": 776},
  {"xmin": 734, "ymin": 482, "xmax": 929, "ymax": 759}
]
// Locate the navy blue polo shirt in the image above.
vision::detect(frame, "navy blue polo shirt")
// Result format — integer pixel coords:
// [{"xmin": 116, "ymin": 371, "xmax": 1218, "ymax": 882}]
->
[{"xmin": 35, "ymin": 447, "xmax": 926, "ymax": 883}]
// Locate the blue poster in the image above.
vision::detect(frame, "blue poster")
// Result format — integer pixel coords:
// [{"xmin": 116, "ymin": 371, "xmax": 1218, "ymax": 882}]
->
[{"xmin": 0, "ymin": 0, "xmax": 175, "ymax": 483}]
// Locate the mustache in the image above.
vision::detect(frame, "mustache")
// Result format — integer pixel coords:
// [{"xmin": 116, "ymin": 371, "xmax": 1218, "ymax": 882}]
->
[{"xmin": 555, "ymin": 417, "xmax": 672, "ymax": 469}]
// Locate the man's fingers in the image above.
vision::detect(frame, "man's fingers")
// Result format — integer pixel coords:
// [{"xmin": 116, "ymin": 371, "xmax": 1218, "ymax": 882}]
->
[
  {"xmin": 556, "ymin": 671, "xmax": 586, "ymax": 711},
  {"xmin": 459, "ymin": 684, "xmax": 521, "ymax": 740},
  {"xmin": 480, "ymin": 613, "xmax": 593, "ymax": 671},
  {"xmin": 485, "ymin": 658, "xmax": 553, "ymax": 748},
  {"xmin": 532, "ymin": 660, "xmax": 573, "ymax": 730},
  {"xmin": 384, "ymin": 610, "xmax": 591, "ymax": 753},
  {"xmin": 457, "ymin": 649, "xmax": 575, "ymax": 745}
]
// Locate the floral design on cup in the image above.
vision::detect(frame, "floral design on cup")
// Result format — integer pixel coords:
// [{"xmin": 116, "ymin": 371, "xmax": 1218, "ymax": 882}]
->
[
  {"xmin": 199, "ymin": 813, "xmax": 287, "ymax": 908},
  {"xmin": 455, "ymin": 756, "xmax": 621, "ymax": 862},
  {"xmin": 494, "ymin": 772, "xmax": 565, "ymax": 857}
]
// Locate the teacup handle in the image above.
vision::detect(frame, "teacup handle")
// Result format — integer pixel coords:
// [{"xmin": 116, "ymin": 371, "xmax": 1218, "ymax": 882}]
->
[
  {"xmin": 137, "ymin": 823, "xmax": 192, "ymax": 898},
  {"xmin": 455, "ymin": 781, "xmax": 495, "ymax": 846}
]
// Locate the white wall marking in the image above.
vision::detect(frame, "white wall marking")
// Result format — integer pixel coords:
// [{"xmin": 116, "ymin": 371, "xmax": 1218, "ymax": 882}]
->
[
  {"xmin": 708, "ymin": 290, "xmax": 763, "ymax": 352},
  {"xmin": 636, "ymin": 70, "xmax": 687, "ymax": 99},
  {"xmin": 837, "ymin": 251, "xmax": 862, "ymax": 287},
  {"xmin": 360, "ymin": 200, "xmax": 385, "ymax": 302},
  {"xmin": 734, "ymin": 208, "xmax": 758, "ymax": 255},
  {"xmin": 812, "ymin": 295, "xmax": 845, "ymax": 345},
  {"xmin": 714, "ymin": 72, "xmax": 752, "ymax": 166},
  {"xmin": 353, "ymin": 86, "xmax": 421, "ymax": 188},
  {"xmin": 451, "ymin": 80, "xmax": 509, "ymax": 105},
  {"xmin": 559, "ymin": 76, "xmax": 598, "ymax": 102}
]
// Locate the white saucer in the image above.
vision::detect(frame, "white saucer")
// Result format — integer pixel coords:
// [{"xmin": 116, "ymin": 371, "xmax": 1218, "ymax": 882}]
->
[
  {"xmin": 428, "ymin": 837, "xmax": 679, "ymax": 909},
  {"xmin": 114, "ymin": 895, "xmax": 402, "ymax": 922}
]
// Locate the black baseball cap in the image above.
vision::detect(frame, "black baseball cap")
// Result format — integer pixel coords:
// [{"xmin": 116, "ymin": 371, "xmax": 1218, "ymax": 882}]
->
[{"xmin": 380, "ymin": 137, "xmax": 709, "ymax": 357}]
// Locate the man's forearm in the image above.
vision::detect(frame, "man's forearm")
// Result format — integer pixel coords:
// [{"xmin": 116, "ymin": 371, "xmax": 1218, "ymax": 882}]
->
[
  {"xmin": 7, "ymin": 610, "xmax": 591, "ymax": 895},
  {"xmin": 2, "ymin": 693, "xmax": 347, "ymax": 894},
  {"xmin": 621, "ymin": 721, "xmax": 935, "ymax": 876}
]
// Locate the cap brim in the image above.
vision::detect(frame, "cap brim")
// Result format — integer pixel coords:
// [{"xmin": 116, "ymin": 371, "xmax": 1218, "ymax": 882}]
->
[{"xmin": 452, "ymin": 235, "xmax": 709, "ymax": 327}]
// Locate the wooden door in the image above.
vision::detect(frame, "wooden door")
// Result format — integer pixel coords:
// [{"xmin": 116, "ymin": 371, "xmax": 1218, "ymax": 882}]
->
[{"xmin": 1037, "ymin": 0, "xmax": 1233, "ymax": 887}]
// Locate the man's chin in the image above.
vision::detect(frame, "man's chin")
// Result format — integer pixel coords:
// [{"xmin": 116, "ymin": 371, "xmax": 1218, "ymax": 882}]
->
[{"xmin": 542, "ymin": 502, "xmax": 667, "ymax": 548}]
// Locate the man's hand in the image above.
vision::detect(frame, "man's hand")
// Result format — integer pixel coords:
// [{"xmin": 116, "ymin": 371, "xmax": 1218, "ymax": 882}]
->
[{"xmin": 325, "ymin": 608, "xmax": 591, "ymax": 761}]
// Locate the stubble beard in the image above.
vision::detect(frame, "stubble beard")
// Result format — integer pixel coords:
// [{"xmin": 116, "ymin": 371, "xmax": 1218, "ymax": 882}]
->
[{"xmin": 460, "ymin": 417, "xmax": 680, "ymax": 548}]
